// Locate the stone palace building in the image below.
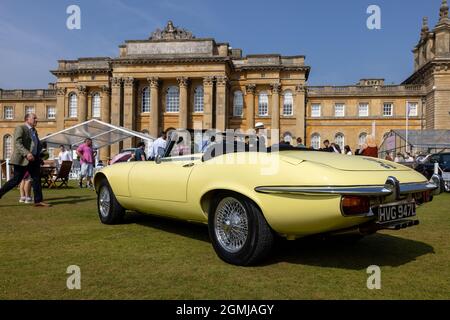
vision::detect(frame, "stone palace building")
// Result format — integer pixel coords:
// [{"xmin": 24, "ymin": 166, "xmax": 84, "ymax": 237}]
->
[{"xmin": 1, "ymin": 1, "xmax": 450, "ymax": 161}]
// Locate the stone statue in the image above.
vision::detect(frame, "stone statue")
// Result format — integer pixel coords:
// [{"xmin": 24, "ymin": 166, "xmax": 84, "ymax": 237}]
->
[{"xmin": 150, "ymin": 20, "xmax": 195, "ymax": 40}]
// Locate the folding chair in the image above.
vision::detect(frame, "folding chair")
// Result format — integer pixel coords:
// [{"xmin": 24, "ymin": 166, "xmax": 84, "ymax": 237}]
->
[{"xmin": 49, "ymin": 161, "xmax": 73, "ymax": 188}]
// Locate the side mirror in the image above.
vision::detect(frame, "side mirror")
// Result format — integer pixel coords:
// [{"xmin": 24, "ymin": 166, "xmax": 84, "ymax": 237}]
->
[{"xmin": 155, "ymin": 154, "xmax": 162, "ymax": 164}]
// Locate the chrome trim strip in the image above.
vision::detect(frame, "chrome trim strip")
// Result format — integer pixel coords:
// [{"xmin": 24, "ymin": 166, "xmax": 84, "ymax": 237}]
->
[
  {"xmin": 255, "ymin": 181, "xmax": 437, "ymax": 196},
  {"xmin": 254, "ymin": 186, "xmax": 392, "ymax": 196}
]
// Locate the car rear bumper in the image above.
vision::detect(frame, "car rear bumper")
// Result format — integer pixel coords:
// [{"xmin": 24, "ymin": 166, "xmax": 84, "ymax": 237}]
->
[{"xmin": 254, "ymin": 181, "xmax": 438, "ymax": 196}]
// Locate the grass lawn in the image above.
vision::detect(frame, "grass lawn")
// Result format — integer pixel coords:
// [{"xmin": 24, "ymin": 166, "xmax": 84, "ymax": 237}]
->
[{"xmin": 0, "ymin": 182, "xmax": 449, "ymax": 300}]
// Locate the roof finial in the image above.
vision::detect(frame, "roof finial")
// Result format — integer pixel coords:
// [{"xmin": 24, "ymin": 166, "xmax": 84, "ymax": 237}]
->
[
  {"xmin": 439, "ymin": 0, "xmax": 449, "ymax": 23},
  {"xmin": 421, "ymin": 17, "xmax": 429, "ymax": 39},
  {"xmin": 149, "ymin": 20, "xmax": 195, "ymax": 40}
]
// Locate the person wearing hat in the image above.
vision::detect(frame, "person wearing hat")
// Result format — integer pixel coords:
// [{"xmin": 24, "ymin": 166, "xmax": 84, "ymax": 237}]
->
[{"xmin": 254, "ymin": 122, "xmax": 267, "ymax": 151}]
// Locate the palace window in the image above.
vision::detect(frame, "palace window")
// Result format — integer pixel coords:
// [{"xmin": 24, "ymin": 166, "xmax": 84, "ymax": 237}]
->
[
  {"xmin": 47, "ymin": 106, "xmax": 56, "ymax": 120},
  {"xmin": 334, "ymin": 103, "xmax": 345, "ymax": 117},
  {"xmin": 142, "ymin": 87, "xmax": 150, "ymax": 113},
  {"xmin": 194, "ymin": 86, "xmax": 204, "ymax": 113},
  {"xmin": 69, "ymin": 93, "xmax": 78, "ymax": 118},
  {"xmin": 92, "ymin": 93, "xmax": 101, "ymax": 118},
  {"xmin": 166, "ymin": 86, "xmax": 180, "ymax": 113},
  {"xmin": 311, "ymin": 133, "xmax": 321, "ymax": 150},
  {"xmin": 283, "ymin": 90, "xmax": 293, "ymax": 116},
  {"xmin": 359, "ymin": 132, "xmax": 367, "ymax": 147},
  {"xmin": 311, "ymin": 104, "xmax": 321, "ymax": 117},
  {"xmin": 383, "ymin": 103, "xmax": 393, "ymax": 116},
  {"xmin": 407, "ymin": 102, "xmax": 418, "ymax": 117},
  {"xmin": 358, "ymin": 103, "xmax": 369, "ymax": 117},
  {"xmin": 25, "ymin": 106, "xmax": 35, "ymax": 115},
  {"xmin": 3, "ymin": 135, "xmax": 12, "ymax": 159},
  {"xmin": 335, "ymin": 133, "xmax": 345, "ymax": 152},
  {"xmin": 258, "ymin": 91, "xmax": 269, "ymax": 116},
  {"xmin": 3, "ymin": 106, "xmax": 14, "ymax": 120},
  {"xmin": 233, "ymin": 91, "xmax": 243, "ymax": 117}
]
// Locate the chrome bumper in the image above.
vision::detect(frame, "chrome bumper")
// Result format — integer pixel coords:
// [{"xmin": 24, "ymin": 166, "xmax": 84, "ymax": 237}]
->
[{"xmin": 255, "ymin": 181, "xmax": 438, "ymax": 197}]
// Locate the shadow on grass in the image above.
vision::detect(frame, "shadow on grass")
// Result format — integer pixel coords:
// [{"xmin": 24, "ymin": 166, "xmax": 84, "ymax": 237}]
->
[
  {"xmin": 0, "ymin": 195, "xmax": 95, "ymax": 207},
  {"xmin": 262, "ymin": 234, "xmax": 435, "ymax": 269},
  {"xmin": 126, "ymin": 212, "xmax": 210, "ymax": 243},
  {"xmin": 48, "ymin": 196, "xmax": 96, "ymax": 205},
  {"xmin": 125, "ymin": 212, "xmax": 434, "ymax": 269}
]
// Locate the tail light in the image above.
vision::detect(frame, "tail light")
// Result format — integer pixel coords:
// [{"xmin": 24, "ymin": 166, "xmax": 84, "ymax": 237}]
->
[
  {"xmin": 415, "ymin": 191, "xmax": 432, "ymax": 204},
  {"xmin": 341, "ymin": 196, "xmax": 371, "ymax": 216}
]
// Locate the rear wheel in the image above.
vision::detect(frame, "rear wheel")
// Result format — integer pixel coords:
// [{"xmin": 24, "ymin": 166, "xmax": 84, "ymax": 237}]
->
[
  {"xmin": 97, "ymin": 179, "xmax": 125, "ymax": 224},
  {"xmin": 208, "ymin": 192, "xmax": 274, "ymax": 266}
]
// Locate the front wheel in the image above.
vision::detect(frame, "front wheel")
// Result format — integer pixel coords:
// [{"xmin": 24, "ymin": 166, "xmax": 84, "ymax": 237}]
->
[
  {"xmin": 97, "ymin": 179, "xmax": 125, "ymax": 224},
  {"xmin": 208, "ymin": 193, "xmax": 274, "ymax": 266}
]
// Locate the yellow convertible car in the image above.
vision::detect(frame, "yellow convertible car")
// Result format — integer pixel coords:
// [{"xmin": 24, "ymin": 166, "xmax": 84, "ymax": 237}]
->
[{"xmin": 94, "ymin": 131, "xmax": 443, "ymax": 266}]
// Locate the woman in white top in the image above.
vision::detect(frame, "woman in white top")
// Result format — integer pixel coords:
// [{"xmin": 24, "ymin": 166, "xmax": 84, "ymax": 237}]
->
[{"xmin": 58, "ymin": 145, "xmax": 72, "ymax": 164}]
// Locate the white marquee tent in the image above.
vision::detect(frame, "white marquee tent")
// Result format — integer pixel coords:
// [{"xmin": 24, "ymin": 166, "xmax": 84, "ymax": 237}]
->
[{"xmin": 41, "ymin": 119, "xmax": 155, "ymax": 150}]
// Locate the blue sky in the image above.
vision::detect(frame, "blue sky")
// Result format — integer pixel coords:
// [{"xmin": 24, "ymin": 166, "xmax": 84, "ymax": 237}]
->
[{"xmin": 0, "ymin": 0, "xmax": 443, "ymax": 89}]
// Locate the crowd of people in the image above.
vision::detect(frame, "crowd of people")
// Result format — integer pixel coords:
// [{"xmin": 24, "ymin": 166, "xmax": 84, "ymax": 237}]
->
[
  {"xmin": 130, "ymin": 123, "xmax": 382, "ymax": 161},
  {"xmin": 0, "ymin": 113, "xmax": 102, "ymax": 206},
  {"xmin": 1, "ymin": 114, "xmax": 428, "ymax": 206}
]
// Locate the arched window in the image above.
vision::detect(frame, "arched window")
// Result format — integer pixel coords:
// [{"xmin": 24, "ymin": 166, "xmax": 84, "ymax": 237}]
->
[
  {"xmin": 359, "ymin": 132, "xmax": 367, "ymax": 147},
  {"xmin": 3, "ymin": 135, "xmax": 12, "ymax": 159},
  {"xmin": 335, "ymin": 133, "xmax": 345, "ymax": 152},
  {"xmin": 142, "ymin": 87, "xmax": 150, "ymax": 113},
  {"xmin": 194, "ymin": 86, "xmax": 204, "ymax": 113},
  {"xmin": 283, "ymin": 90, "xmax": 293, "ymax": 116},
  {"xmin": 68, "ymin": 93, "xmax": 78, "ymax": 118},
  {"xmin": 92, "ymin": 93, "xmax": 101, "ymax": 118},
  {"xmin": 166, "ymin": 86, "xmax": 180, "ymax": 113},
  {"xmin": 311, "ymin": 133, "xmax": 321, "ymax": 150},
  {"xmin": 233, "ymin": 91, "xmax": 243, "ymax": 117},
  {"xmin": 258, "ymin": 91, "xmax": 269, "ymax": 116}
]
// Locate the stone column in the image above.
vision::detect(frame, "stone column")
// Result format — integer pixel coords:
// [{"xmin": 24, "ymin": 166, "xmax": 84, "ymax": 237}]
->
[
  {"xmin": 245, "ymin": 84, "xmax": 256, "ymax": 130},
  {"xmin": 177, "ymin": 77, "xmax": 189, "ymax": 129},
  {"xmin": 100, "ymin": 85, "xmax": 111, "ymax": 161},
  {"xmin": 270, "ymin": 83, "xmax": 281, "ymax": 131},
  {"xmin": 123, "ymin": 77, "xmax": 136, "ymax": 149},
  {"xmin": 77, "ymin": 85, "xmax": 88, "ymax": 122},
  {"xmin": 110, "ymin": 77, "xmax": 122, "ymax": 156},
  {"xmin": 294, "ymin": 84, "xmax": 306, "ymax": 142},
  {"xmin": 56, "ymin": 87, "xmax": 66, "ymax": 131},
  {"xmin": 148, "ymin": 77, "xmax": 160, "ymax": 138},
  {"xmin": 215, "ymin": 76, "xmax": 228, "ymax": 131},
  {"xmin": 202, "ymin": 76, "xmax": 214, "ymax": 129}
]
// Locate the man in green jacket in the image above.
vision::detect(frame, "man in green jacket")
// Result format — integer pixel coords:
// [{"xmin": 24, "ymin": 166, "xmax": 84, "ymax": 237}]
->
[{"xmin": 0, "ymin": 113, "xmax": 51, "ymax": 207}]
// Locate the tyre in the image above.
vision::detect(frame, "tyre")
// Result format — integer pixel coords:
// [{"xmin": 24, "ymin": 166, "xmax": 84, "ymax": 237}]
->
[
  {"xmin": 97, "ymin": 179, "xmax": 125, "ymax": 224},
  {"xmin": 208, "ymin": 192, "xmax": 274, "ymax": 266}
]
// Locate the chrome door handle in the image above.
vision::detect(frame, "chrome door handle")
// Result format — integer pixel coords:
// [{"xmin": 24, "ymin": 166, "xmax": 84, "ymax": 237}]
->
[{"xmin": 183, "ymin": 163, "xmax": 195, "ymax": 168}]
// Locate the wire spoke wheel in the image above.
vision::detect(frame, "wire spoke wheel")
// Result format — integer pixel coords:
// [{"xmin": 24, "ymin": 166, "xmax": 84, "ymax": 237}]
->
[
  {"xmin": 214, "ymin": 197, "xmax": 249, "ymax": 253},
  {"xmin": 99, "ymin": 186, "xmax": 111, "ymax": 218}
]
